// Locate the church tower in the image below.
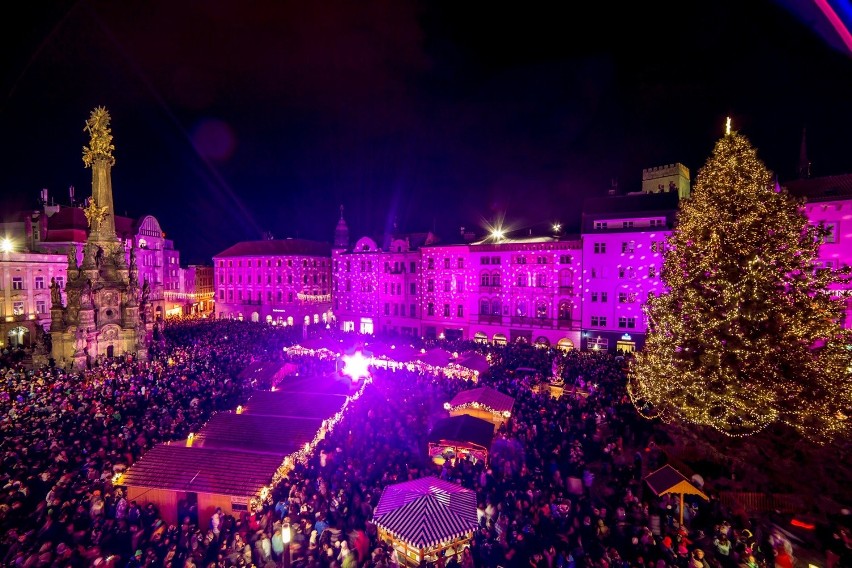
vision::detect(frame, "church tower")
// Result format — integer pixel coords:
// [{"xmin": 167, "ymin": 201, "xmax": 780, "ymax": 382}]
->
[
  {"xmin": 50, "ymin": 107, "xmax": 147, "ymax": 369},
  {"xmin": 334, "ymin": 205, "xmax": 350, "ymax": 250}
]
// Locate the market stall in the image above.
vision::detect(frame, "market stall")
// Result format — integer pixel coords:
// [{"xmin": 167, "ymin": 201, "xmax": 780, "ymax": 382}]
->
[
  {"xmin": 373, "ymin": 476, "xmax": 478, "ymax": 567},
  {"xmin": 428, "ymin": 414, "xmax": 495, "ymax": 466}
]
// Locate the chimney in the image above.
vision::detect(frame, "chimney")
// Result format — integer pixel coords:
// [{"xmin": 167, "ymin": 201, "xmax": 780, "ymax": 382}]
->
[
  {"xmin": 608, "ymin": 178, "xmax": 618, "ymax": 196},
  {"xmin": 69, "ymin": 185, "xmax": 75, "ymax": 205},
  {"xmin": 40, "ymin": 188, "xmax": 48, "ymax": 204}
]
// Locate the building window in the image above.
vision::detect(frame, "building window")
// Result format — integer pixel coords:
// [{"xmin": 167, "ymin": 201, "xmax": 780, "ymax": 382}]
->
[
  {"xmin": 228, "ymin": 290, "xmax": 233, "ymax": 300},
  {"xmin": 443, "ymin": 304, "xmax": 450, "ymax": 317},
  {"xmin": 648, "ymin": 265, "xmax": 656, "ymax": 277},
  {"xmin": 601, "ymin": 292, "xmax": 608, "ymax": 303},
  {"xmin": 480, "ymin": 257, "xmax": 490, "ymax": 265},
  {"xmin": 619, "ymin": 292, "xmax": 628, "ymax": 303},
  {"xmin": 650, "ymin": 218, "xmax": 665, "ymax": 227},
  {"xmin": 618, "ymin": 316, "xmax": 637, "ymax": 329},
  {"xmin": 590, "ymin": 316, "xmax": 607, "ymax": 327},
  {"xmin": 515, "ymin": 256, "xmax": 527, "ymax": 264},
  {"xmin": 427, "ymin": 280, "xmax": 434, "ymax": 292},
  {"xmin": 410, "ymin": 304, "xmax": 416, "ymax": 316},
  {"xmin": 480, "ymin": 299, "xmax": 489, "ymax": 314},
  {"xmin": 385, "ymin": 303, "xmax": 390, "ymax": 316},
  {"xmin": 823, "ymin": 222, "xmax": 839, "ymax": 243},
  {"xmin": 536, "ymin": 256, "xmax": 547, "ymax": 264},
  {"xmin": 622, "ymin": 241, "xmax": 635, "ymax": 253},
  {"xmin": 481, "ymin": 273, "xmax": 490, "ymax": 286},
  {"xmin": 591, "ymin": 292, "xmax": 598, "ymax": 302},
  {"xmin": 594, "ymin": 221, "xmax": 608, "ymax": 230},
  {"xmin": 622, "ymin": 221, "xmax": 634, "ymax": 229},
  {"xmin": 516, "ymin": 274, "xmax": 527, "ymax": 287},
  {"xmin": 593, "ymin": 243, "xmax": 606, "ymax": 254},
  {"xmin": 491, "ymin": 256, "xmax": 500, "ymax": 264},
  {"xmin": 491, "ymin": 273, "xmax": 500, "ymax": 286},
  {"xmin": 12, "ymin": 277, "xmax": 24, "ymax": 290},
  {"xmin": 36, "ymin": 300, "xmax": 47, "ymax": 314},
  {"xmin": 427, "ymin": 302, "xmax": 434, "ymax": 316},
  {"xmin": 559, "ymin": 255, "xmax": 572, "ymax": 264},
  {"xmin": 410, "ymin": 261, "xmax": 417, "ymax": 273},
  {"xmin": 444, "ymin": 258, "xmax": 451, "ymax": 269},
  {"xmin": 219, "ymin": 289, "xmax": 225, "ymax": 300},
  {"xmin": 13, "ymin": 301, "xmax": 24, "ymax": 315},
  {"xmin": 444, "ymin": 280, "xmax": 451, "ymax": 292},
  {"xmin": 457, "ymin": 305, "xmax": 464, "ymax": 317},
  {"xmin": 457, "ymin": 258, "xmax": 464, "ymax": 269},
  {"xmin": 34, "ymin": 276, "xmax": 45, "ymax": 289},
  {"xmin": 55, "ymin": 276, "xmax": 64, "ymax": 289},
  {"xmin": 409, "ymin": 282, "xmax": 416, "ymax": 295},
  {"xmin": 427, "ymin": 258, "xmax": 434, "ymax": 270}
]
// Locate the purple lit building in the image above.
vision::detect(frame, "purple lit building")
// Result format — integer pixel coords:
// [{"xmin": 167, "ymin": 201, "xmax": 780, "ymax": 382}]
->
[{"xmin": 213, "ymin": 239, "xmax": 333, "ymax": 326}]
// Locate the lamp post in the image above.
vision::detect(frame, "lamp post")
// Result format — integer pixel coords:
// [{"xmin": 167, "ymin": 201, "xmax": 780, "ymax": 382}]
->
[{"xmin": 282, "ymin": 520, "xmax": 291, "ymax": 568}]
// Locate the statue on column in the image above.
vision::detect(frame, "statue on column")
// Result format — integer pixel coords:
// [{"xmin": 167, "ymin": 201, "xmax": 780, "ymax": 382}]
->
[
  {"xmin": 67, "ymin": 246, "xmax": 78, "ymax": 271},
  {"xmin": 74, "ymin": 327, "xmax": 87, "ymax": 354},
  {"xmin": 50, "ymin": 277, "xmax": 62, "ymax": 308},
  {"xmin": 80, "ymin": 279, "xmax": 94, "ymax": 309}
]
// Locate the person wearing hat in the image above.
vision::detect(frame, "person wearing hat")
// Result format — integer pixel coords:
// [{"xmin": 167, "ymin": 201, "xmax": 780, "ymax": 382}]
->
[{"xmin": 690, "ymin": 548, "xmax": 711, "ymax": 568}]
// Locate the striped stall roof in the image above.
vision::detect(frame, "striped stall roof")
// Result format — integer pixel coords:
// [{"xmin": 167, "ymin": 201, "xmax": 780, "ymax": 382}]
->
[
  {"xmin": 373, "ymin": 477, "xmax": 478, "ymax": 548},
  {"xmin": 448, "ymin": 387, "xmax": 514, "ymax": 414},
  {"xmin": 243, "ymin": 390, "xmax": 348, "ymax": 418},
  {"xmin": 193, "ymin": 413, "xmax": 322, "ymax": 454},
  {"xmin": 120, "ymin": 444, "xmax": 283, "ymax": 497}
]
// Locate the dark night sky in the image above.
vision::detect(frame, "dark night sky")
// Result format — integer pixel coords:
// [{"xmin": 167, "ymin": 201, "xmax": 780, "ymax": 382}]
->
[{"xmin": 2, "ymin": 0, "xmax": 851, "ymax": 264}]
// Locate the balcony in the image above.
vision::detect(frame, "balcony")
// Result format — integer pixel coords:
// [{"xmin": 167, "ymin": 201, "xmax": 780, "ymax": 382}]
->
[
  {"xmin": 477, "ymin": 314, "xmax": 503, "ymax": 324},
  {"xmin": 558, "ymin": 286, "xmax": 574, "ymax": 295}
]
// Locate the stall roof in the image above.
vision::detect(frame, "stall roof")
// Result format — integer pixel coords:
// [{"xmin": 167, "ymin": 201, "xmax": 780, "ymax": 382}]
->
[
  {"xmin": 120, "ymin": 444, "xmax": 283, "ymax": 497},
  {"xmin": 428, "ymin": 415, "xmax": 494, "ymax": 450},
  {"xmin": 448, "ymin": 387, "xmax": 514, "ymax": 413},
  {"xmin": 193, "ymin": 413, "xmax": 322, "ymax": 455},
  {"xmin": 373, "ymin": 476, "xmax": 478, "ymax": 548},
  {"xmin": 644, "ymin": 465, "xmax": 709, "ymax": 500},
  {"xmin": 243, "ymin": 389, "xmax": 348, "ymax": 418},
  {"xmin": 457, "ymin": 352, "xmax": 489, "ymax": 374},
  {"xmin": 419, "ymin": 348, "xmax": 453, "ymax": 367}
]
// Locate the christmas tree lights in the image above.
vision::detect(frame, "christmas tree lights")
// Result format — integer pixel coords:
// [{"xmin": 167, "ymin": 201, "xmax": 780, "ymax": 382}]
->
[{"xmin": 628, "ymin": 129, "xmax": 852, "ymax": 441}]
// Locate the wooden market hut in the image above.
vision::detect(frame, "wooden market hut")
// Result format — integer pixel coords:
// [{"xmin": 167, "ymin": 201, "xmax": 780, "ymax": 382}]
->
[
  {"xmin": 644, "ymin": 464, "xmax": 709, "ymax": 529},
  {"xmin": 120, "ymin": 444, "xmax": 283, "ymax": 528},
  {"xmin": 446, "ymin": 386, "xmax": 515, "ymax": 429},
  {"xmin": 427, "ymin": 415, "xmax": 495, "ymax": 466},
  {"xmin": 120, "ymin": 379, "xmax": 354, "ymax": 527},
  {"xmin": 373, "ymin": 476, "xmax": 478, "ymax": 567}
]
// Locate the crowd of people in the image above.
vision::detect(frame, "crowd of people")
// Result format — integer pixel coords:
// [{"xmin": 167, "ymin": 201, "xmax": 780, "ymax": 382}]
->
[{"xmin": 0, "ymin": 320, "xmax": 847, "ymax": 568}]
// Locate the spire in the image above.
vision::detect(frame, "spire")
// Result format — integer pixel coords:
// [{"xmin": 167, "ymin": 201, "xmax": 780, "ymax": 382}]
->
[
  {"xmin": 82, "ymin": 107, "xmax": 118, "ymax": 242},
  {"xmin": 798, "ymin": 127, "xmax": 811, "ymax": 179},
  {"xmin": 334, "ymin": 204, "xmax": 349, "ymax": 249}
]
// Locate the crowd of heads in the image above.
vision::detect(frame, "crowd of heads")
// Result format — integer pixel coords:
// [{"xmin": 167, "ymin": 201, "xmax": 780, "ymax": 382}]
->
[{"xmin": 0, "ymin": 321, "xmax": 846, "ymax": 568}]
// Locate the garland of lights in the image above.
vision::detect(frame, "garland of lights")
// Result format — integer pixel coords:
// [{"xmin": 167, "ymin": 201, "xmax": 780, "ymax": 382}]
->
[
  {"xmin": 628, "ymin": 128, "xmax": 852, "ymax": 441},
  {"xmin": 443, "ymin": 400, "xmax": 511, "ymax": 419}
]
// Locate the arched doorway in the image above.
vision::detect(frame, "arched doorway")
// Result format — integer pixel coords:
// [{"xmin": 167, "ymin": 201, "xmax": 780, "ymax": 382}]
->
[
  {"xmin": 474, "ymin": 331, "xmax": 488, "ymax": 343},
  {"xmin": 493, "ymin": 333, "xmax": 507, "ymax": 345},
  {"xmin": 535, "ymin": 336, "xmax": 550, "ymax": 348},
  {"xmin": 557, "ymin": 338, "xmax": 574, "ymax": 351},
  {"xmin": 7, "ymin": 326, "xmax": 29, "ymax": 348}
]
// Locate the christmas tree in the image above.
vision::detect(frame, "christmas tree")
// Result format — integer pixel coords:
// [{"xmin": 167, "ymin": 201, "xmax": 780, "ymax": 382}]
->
[{"xmin": 628, "ymin": 127, "xmax": 852, "ymax": 441}]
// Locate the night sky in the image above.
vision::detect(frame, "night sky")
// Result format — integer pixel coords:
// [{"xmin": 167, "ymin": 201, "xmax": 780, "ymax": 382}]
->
[{"xmin": 2, "ymin": 0, "xmax": 851, "ymax": 264}]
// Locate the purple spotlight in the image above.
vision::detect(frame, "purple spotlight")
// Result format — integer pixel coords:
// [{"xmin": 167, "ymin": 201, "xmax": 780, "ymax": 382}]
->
[{"xmin": 341, "ymin": 351, "xmax": 371, "ymax": 382}]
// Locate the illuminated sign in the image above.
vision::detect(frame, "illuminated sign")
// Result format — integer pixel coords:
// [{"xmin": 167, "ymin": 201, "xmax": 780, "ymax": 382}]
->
[{"xmin": 621, "ymin": 334, "xmax": 632, "ymax": 341}]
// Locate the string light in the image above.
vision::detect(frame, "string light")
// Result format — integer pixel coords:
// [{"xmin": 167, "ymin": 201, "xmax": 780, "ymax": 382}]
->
[{"xmin": 628, "ymin": 129, "xmax": 852, "ymax": 442}]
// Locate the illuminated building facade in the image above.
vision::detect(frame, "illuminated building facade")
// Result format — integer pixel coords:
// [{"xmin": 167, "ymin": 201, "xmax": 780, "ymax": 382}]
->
[
  {"xmin": 164, "ymin": 264, "xmax": 215, "ymax": 317},
  {"xmin": 213, "ymin": 239, "xmax": 333, "ymax": 326},
  {"xmin": 785, "ymin": 173, "xmax": 852, "ymax": 326},
  {"xmin": 0, "ymin": 250, "xmax": 66, "ymax": 350},
  {"xmin": 579, "ymin": 164, "xmax": 689, "ymax": 353}
]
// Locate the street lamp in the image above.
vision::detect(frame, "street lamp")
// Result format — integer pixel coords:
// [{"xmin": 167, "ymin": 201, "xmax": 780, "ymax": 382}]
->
[{"xmin": 282, "ymin": 520, "xmax": 291, "ymax": 568}]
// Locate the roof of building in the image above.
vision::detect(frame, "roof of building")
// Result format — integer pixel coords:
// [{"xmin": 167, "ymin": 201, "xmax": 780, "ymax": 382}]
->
[
  {"xmin": 119, "ymin": 444, "xmax": 283, "ymax": 497},
  {"xmin": 41, "ymin": 205, "xmax": 142, "ymax": 242},
  {"xmin": 372, "ymin": 476, "xmax": 478, "ymax": 548},
  {"xmin": 214, "ymin": 239, "xmax": 331, "ymax": 258},
  {"xmin": 784, "ymin": 174, "xmax": 852, "ymax": 202},
  {"xmin": 427, "ymin": 415, "xmax": 495, "ymax": 450},
  {"xmin": 448, "ymin": 386, "xmax": 515, "ymax": 414},
  {"xmin": 241, "ymin": 389, "xmax": 349, "ymax": 418},
  {"xmin": 582, "ymin": 191, "xmax": 680, "ymax": 217},
  {"xmin": 193, "ymin": 413, "xmax": 322, "ymax": 455}
]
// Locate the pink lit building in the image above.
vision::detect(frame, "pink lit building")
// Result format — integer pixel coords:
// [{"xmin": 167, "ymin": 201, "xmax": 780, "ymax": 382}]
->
[
  {"xmin": 785, "ymin": 173, "xmax": 852, "ymax": 326},
  {"xmin": 213, "ymin": 239, "xmax": 333, "ymax": 326}
]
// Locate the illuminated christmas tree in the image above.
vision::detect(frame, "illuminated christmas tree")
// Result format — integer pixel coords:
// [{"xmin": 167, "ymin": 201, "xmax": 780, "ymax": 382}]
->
[{"xmin": 629, "ymin": 127, "xmax": 852, "ymax": 441}]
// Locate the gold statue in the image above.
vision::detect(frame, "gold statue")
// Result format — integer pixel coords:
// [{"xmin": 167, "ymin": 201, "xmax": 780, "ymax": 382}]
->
[
  {"xmin": 82, "ymin": 106, "xmax": 115, "ymax": 167},
  {"xmin": 83, "ymin": 196, "xmax": 108, "ymax": 229}
]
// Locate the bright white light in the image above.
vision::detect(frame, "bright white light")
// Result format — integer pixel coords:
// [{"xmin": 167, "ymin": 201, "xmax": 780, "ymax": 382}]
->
[
  {"xmin": 341, "ymin": 351, "xmax": 371, "ymax": 382},
  {"xmin": 0, "ymin": 238, "xmax": 12, "ymax": 253},
  {"xmin": 552, "ymin": 223, "xmax": 561, "ymax": 232}
]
